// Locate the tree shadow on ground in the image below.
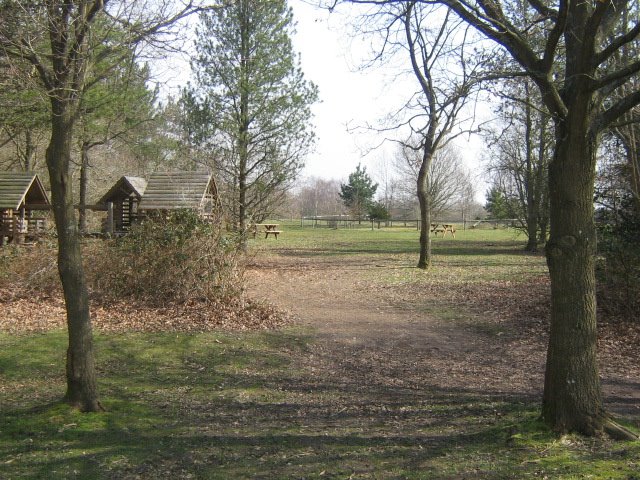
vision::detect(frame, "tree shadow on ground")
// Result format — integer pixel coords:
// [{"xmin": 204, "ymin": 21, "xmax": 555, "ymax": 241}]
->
[
  {"xmin": 3, "ymin": 331, "xmax": 636, "ymax": 479},
  {"xmin": 0, "ymin": 365, "xmax": 538, "ymax": 479},
  {"xmin": 0, "ymin": 334, "xmax": 637, "ymax": 479},
  {"xmin": 273, "ymin": 240, "xmax": 529, "ymax": 259}
]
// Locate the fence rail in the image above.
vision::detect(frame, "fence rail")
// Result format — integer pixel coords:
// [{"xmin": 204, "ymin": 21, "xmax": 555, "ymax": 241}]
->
[{"xmin": 299, "ymin": 216, "xmax": 519, "ymax": 230}]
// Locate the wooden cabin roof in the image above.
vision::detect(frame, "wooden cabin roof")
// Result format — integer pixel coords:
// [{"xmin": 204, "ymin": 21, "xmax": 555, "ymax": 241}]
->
[
  {"xmin": 137, "ymin": 171, "xmax": 215, "ymax": 211},
  {"xmin": 0, "ymin": 172, "xmax": 50, "ymax": 210},
  {"xmin": 98, "ymin": 176, "xmax": 147, "ymax": 205}
]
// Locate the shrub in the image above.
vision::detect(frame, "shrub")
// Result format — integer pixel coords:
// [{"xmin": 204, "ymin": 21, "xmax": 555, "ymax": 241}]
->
[
  {"xmin": 597, "ymin": 216, "xmax": 640, "ymax": 322},
  {"xmin": 0, "ymin": 241, "xmax": 59, "ymax": 296},
  {"xmin": 368, "ymin": 201, "xmax": 390, "ymax": 221},
  {"xmin": 91, "ymin": 210, "xmax": 244, "ymax": 306}
]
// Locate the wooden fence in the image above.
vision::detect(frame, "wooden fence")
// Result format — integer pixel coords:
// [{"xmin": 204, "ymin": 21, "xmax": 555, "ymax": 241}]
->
[{"xmin": 299, "ymin": 217, "xmax": 519, "ymax": 230}]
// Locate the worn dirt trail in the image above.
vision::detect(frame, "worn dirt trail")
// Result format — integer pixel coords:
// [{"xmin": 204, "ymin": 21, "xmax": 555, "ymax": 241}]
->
[
  {"xmin": 247, "ymin": 254, "xmax": 546, "ymax": 404},
  {"xmin": 248, "ymin": 247, "xmax": 640, "ymax": 423}
]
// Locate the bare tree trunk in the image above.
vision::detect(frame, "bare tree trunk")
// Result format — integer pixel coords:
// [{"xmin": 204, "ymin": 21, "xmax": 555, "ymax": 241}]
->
[
  {"xmin": 417, "ymin": 150, "xmax": 433, "ymax": 269},
  {"xmin": 524, "ymin": 90, "xmax": 538, "ymax": 252},
  {"xmin": 24, "ymin": 129, "xmax": 36, "ymax": 172},
  {"xmin": 46, "ymin": 111, "xmax": 102, "ymax": 413},
  {"xmin": 542, "ymin": 115, "xmax": 602, "ymax": 434},
  {"xmin": 239, "ymin": 169, "xmax": 247, "ymax": 231},
  {"xmin": 78, "ymin": 142, "xmax": 89, "ymax": 234},
  {"xmin": 536, "ymin": 117, "xmax": 550, "ymax": 246},
  {"xmin": 525, "ymin": 207, "xmax": 538, "ymax": 251},
  {"xmin": 238, "ymin": 0, "xmax": 249, "ymax": 235}
]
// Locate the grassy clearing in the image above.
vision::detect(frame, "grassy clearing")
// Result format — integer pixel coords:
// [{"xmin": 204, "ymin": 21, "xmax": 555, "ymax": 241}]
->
[
  {"xmin": 1, "ymin": 225, "xmax": 638, "ymax": 479},
  {"xmin": 252, "ymin": 222, "xmax": 547, "ymax": 280},
  {"xmin": 252, "ymin": 223, "xmax": 550, "ymax": 327},
  {"xmin": 252, "ymin": 221, "xmax": 524, "ymax": 253},
  {"xmin": 2, "ymin": 330, "xmax": 638, "ymax": 479}
]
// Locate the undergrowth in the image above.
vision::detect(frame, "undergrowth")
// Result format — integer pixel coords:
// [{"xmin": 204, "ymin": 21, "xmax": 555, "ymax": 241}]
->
[
  {"xmin": 0, "ymin": 211, "xmax": 245, "ymax": 307},
  {"xmin": 91, "ymin": 210, "xmax": 244, "ymax": 306}
]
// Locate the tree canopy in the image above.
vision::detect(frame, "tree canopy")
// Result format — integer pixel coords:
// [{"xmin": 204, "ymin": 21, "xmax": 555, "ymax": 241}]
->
[
  {"xmin": 340, "ymin": 163, "xmax": 378, "ymax": 220},
  {"xmin": 338, "ymin": 0, "xmax": 640, "ymax": 438},
  {"xmin": 183, "ymin": 0, "xmax": 318, "ymax": 230}
]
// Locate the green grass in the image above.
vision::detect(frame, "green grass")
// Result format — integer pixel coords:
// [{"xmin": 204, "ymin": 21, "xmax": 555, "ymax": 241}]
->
[
  {"xmin": 1, "ymin": 330, "xmax": 638, "ymax": 479},
  {"xmin": 253, "ymin": 222, "xmax": 549, "ymax": 300},
  {"xmin": 253, "ymin": 221, "xmax": 524, "ymax": 253},
  {"xmin": 1, "ymin": 226, "xmax": 639, "ymax": 479}
]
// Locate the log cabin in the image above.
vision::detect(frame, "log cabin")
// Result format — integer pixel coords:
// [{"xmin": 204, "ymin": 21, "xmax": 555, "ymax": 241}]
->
[
  {"xmin": 137, "ymin": 171, "xmax": 219, "ymax": 221},
  {"xmin": 0, "ymin": 172, "xmax": 50, "ymax": 245},
  {"xmin": 98, "ymin": 176, "xmax": 147, "ymax": 234}
]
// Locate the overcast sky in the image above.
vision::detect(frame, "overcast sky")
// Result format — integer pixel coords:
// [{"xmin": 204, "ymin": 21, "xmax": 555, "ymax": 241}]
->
[
  {"xmin": 159, "ymin": 0, "xmax": 489, "ymax": 198},
  {"xmin": 289, "ymin": 0, "xmax": 488, "ymax": 197},
  {"xmin": 290, "ymin": 1, "xmax": 413, "ymax": 180}
]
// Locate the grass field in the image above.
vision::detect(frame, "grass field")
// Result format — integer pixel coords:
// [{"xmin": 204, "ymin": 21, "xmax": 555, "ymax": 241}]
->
[{"xmin": 1, "ymin": 225, "xmax": 638, "ymax": 479}]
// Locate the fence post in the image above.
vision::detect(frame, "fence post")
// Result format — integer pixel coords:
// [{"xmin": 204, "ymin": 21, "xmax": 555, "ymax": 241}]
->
[{"xmin": 106, "ymin": 202, "xmax": 114, "ymax": 237}]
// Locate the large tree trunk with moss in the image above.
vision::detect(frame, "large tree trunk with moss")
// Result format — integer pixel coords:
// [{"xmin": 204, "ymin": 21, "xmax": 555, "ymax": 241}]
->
[
  {"xmin": 542, "ymin": 108, "xmax": 602, "ymax": 434},
  {"xmin": 46, "ymin": 109, "xmax": 102, "ymax": 412}
]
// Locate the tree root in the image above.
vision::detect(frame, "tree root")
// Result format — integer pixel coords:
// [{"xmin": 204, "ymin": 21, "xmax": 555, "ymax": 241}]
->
[{"xmin": 604, "ymin": 418, "xmax": 639, "ymax": 441}]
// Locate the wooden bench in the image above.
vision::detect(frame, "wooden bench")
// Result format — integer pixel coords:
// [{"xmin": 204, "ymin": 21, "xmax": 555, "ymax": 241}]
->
[
  {"xmin": 264, "ymin": 229, "xmax": 282, "ymax": 239},
  {"xmin": 252, "ymin": 223, "xmax": 281, "ymax": 239},
  {"xmin": 430, "ymin": 223, "xmax": 456, "ymax": 238}
]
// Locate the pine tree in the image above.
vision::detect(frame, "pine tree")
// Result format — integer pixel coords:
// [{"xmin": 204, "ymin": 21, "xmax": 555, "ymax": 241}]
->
[
  {"xmin": 184, "ymin": 0, "xmax": 318, "ymax": 231},
  {"xmin": 340, "ymin": 164, "xmax": 378, "ymax": 222}
]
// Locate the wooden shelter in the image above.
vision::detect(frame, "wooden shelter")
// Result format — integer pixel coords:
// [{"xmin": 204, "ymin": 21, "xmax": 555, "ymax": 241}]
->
[
  {"xmin": 137, "ymin": 171, "xmax": 219, "ymax": 220},
  {"xmin": 0, "ymin": 172, "xmax": 50, "ymax": 245},
  {"xmin": 98, "ymin": 176, "xmax": 147, "ymax": 234}
]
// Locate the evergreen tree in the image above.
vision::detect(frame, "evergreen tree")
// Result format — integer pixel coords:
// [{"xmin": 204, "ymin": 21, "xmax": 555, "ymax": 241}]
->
[
  {"xmin": 0, "ymin": 38, "xmax": 50, "ymax": 171},
  {"xmin": 484, "ymin": 186, "xmax": 512, "ymax": 220},
  {"xmin": 184, "ymin": 0, "xmax": 318, "ymax": 231},
  {"xmin": 76, "ymin": 58, "xmax": 157, "ymax": 232},
  {"xmin": 340, "ymin": 163, "xmax": 378, "ymax": 221},
  {"xmin": 368, "ymin": 201, "xmax": 390, "ymax": 221}
]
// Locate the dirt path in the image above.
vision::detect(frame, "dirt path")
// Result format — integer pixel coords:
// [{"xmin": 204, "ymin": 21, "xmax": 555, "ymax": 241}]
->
[
  {"xmin": 247, "ymin": 250, "xmax": 640, "ymax": 424},
  {"xmin": 247, "ymin": 254, "xmax": 547, "ymax": 406}
]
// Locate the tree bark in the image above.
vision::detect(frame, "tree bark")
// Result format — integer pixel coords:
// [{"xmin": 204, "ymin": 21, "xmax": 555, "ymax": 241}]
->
[
  {"xmin": 24, "ymin": 129, "xmax": 36, "ymax": 172},
  {"xmin": 237, "ymin": 0, "xmax": 249, "ymax": 234},
  {"xmin": 417, "ymin": 149, "xmax": 433, "ymax": 269},
  {"xmin": 542, "ymin": 112, "xmax": 602, "ymax": 434},
  {"xmin": 524, "ymin": 88, "xmax": 538, "ymax": 252},
  {"xmin": 78, "ymin": 142, "xmax": 89, "ymax": 234},
  {"xmin": 46, "ymin": 110, "xmax": 102, "ymax": 413},
  {"xmin": 536, "ymin": 116, "xmax": 550, "ymax": 246}
]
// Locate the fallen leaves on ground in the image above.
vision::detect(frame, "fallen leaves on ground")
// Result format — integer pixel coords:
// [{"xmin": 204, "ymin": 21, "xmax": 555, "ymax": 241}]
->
[
  {"xmin": 248, "ymin": 255, "xmax": 640, "ymax": 417},
  {"xmin": 0, "ymin": 287, "xmax": 291, "ymax": 334}
]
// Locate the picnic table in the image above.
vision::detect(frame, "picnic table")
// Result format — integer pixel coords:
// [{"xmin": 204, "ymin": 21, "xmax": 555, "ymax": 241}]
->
[
  {"xmin": 253, "ymin": 223, "xmax": 282, "ymax": 239},
  {"xmin": 430, "ymin": 223, "xmax": 456, "ymax": 238}
]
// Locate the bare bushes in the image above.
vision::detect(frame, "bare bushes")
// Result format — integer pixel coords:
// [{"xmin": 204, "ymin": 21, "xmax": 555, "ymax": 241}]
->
[
  {"xmin": 91, "ymin": 211, "xmax": 244, "ymax": 306},
  {"xmin": 0, "ymin": 213, "xmax": 291, "ymax": 332},
  {"xmin": 597, "ymin": 221, "xmax": 640, "ymax": 322},
  {"xmin": 0, "ymin": 212, "xmax": 244, "ymax": 306},
  {"xmin": 0, "ymin": 242, "xmax": 60, "ymax": 298}
]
